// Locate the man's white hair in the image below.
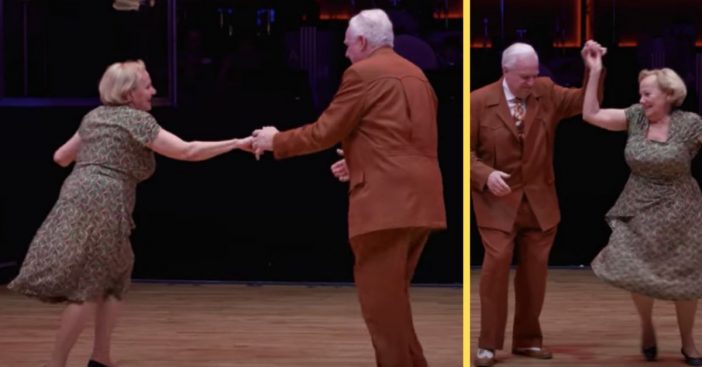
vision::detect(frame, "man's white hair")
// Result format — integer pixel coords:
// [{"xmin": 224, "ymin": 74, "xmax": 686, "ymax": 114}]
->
[
  {"xmin": 348, "ymin": 9, "xmax": 394, "ymax": 48},
  {"xmin": 501, "ymin": 42, "xmax": 539, "ymax": 69}
]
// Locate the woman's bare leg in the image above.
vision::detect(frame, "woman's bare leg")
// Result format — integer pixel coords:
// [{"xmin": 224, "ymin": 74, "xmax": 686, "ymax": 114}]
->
[
  {"xmin": 47, "ymin": 302, "xmax": 96, "ymax": 367},
  {"xmin": 675, "ymin": 299, "xmax": 700, "ymax": 358},
  {"xmin": 90, "ymin": 296, "xmax": 123, "ymax": 366}
]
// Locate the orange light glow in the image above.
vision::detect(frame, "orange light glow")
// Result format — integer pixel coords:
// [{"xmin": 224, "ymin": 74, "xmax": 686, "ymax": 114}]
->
[
  {"xmin": 318, "ymin": 12, "xmax": 462, "ymax": 21},
  {"xmin": 471, "ymin": 40, "xmax": 493, "ymax": 48},
  {"xmin": 617, "ymin": 40, "xmax": 637, "ymax": 47},
  {"xmin": 433, "ymin": 11, "xmax": 463, "ymax": 19},
  {"xmin": 585, "ymin": 0, "xmax": 592, "ymax": 42},
  {"xmin": 551, "ymin": 0, "xmax": 582, "ymax": 47},
  {"xmin": 617, "ymin": 40, "xmax": 702, "ymax": 47},
  {"xmin": 473, "ymin": 0, "xmax": 588, "ymax": 48},
  {"xmin": 319, "ymin": 12, "xmax": 351, "ymax": 20},
  {"xmin": 550, "ymin": 42, "xmax": 582, "ymax": 47},
  {"xmin": 576, "ymin": 0, "xmax": 582, "ymax": 46},
  {"xmin": 548, "ymin": 0, "xmax": 582, "ymax": 48}
]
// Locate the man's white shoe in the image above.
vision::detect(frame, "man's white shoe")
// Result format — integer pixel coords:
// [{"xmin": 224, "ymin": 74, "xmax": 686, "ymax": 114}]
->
[
  {"xmin": 477, "ymin": 349, "xmax": 494, "ymax": 359},
  {"xmin": 475, "ymin": 348, "xmax": 496, "ymax": 367}
]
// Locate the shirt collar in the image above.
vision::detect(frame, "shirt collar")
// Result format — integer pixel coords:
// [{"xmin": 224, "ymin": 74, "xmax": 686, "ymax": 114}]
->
[{"xmin": 502, "ymin": 78, "xmax": 518, "ymax": 103}]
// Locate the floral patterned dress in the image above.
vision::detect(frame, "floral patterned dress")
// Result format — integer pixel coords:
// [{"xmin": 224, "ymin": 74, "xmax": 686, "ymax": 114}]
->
[
  {"xmin": 591, "ymin": 104, "xmax": 702, "ymax": 300},
  {"xmin": 8, "ymin": 105, "xmax": 160, "ymax": 303}
]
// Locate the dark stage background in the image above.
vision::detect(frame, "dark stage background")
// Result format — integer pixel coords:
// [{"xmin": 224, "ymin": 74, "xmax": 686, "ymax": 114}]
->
[
  {"xmin": 0, "ymin": 0, "xmax": 463, "ymax": 284},
  {"xmin": 470, "ymin": 0, "xmax": 702, "ymax": 266}
]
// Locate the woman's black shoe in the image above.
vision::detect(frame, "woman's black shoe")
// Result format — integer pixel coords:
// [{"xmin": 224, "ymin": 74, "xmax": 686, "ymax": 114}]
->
[
  {"xmin": 642, "ymin": 345, "xmax": 657, "ymax": 361},
  {"xmin": 87, "ymin": 360, "xmax": 109, "ymax": 367},
  {"xmin": 681, "ymin": 349, "xmax": 702, "ymax": 366}
]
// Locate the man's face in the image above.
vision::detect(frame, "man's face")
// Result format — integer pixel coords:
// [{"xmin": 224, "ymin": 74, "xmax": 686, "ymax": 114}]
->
[
  {"xmin": 502, "ymin": 55, "xmax": 539, "ymax": 99},
  {"xmin": 344, "ymin": 28, "xmax": 367, "ymax": 64}
]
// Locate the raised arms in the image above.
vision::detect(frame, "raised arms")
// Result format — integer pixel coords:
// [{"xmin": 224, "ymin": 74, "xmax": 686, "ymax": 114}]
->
[{"xmin": 582, "ymin": 41, "xmax": 627, "ymax": 131}]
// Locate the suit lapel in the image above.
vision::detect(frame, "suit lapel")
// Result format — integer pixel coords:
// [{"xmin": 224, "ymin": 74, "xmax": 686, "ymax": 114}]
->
[{"xmin": 485, "ymin": 79, "xmax": 519, "ymax": 139}]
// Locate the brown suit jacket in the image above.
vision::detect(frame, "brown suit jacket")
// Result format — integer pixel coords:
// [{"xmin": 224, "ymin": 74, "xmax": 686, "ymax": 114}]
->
[
  {"xmin": 470, "ymin": 76, "xmax": 592, "ymax": 232},
  {"xmin": 273, "ymin": 47, "xmax": 447, "ymax": 238}
]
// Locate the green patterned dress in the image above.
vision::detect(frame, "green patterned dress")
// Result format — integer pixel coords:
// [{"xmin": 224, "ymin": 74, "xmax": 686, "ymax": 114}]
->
[
  {"xmin": 591, "ymin": 104, "xmax": 702, "ymax": 300},
  {"xmin": 8, "ymin": 105, "xmax": 160, "ymax": 303}
]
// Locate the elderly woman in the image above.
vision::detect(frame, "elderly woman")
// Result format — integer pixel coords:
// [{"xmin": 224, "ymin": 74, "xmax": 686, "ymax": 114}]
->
[
  {"xmin": 8, "ymin": 60, "xmax": 252, "ymax": 367},
  {"xmin": 582, "ymin": 47, "xmax": 702, "ymax": 366}
]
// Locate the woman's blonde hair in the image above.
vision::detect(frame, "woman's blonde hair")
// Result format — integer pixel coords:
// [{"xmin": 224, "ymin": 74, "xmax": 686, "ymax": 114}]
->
[
  {"xmin": 638, "ymin": 68, "xmax": 687, "ymax": 107},
  {"xmin": 98, "ymin": 60, "xmax": 146, "ymax": 105}
]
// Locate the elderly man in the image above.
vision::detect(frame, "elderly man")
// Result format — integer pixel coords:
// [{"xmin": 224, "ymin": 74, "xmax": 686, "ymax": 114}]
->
[
  {"xmin": 470, "ymin": 40, "xmax": 605, "ymax": 367},
  {"xmin": 251, "ymin": 8, "xmax": 446, "ymax": 367}
]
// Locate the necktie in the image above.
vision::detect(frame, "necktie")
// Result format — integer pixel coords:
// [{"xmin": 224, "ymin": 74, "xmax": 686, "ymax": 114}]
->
[{"xmin": 512, "ymin": 98, "xmax": 525, "ymax": 136}]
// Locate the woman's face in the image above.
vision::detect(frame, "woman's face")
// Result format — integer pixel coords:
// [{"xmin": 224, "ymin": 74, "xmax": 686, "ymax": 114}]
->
[
  {"xmin": 639, "ymin": 75, "xmax": 671, "ymax": 120},
  {"xmin": 128, "ymin": 70, "xmax": 157, "ymax": 111}
]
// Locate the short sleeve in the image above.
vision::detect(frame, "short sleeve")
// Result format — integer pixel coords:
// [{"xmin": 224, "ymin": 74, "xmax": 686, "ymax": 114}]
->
[
  {"xmin": 624, "ymin": 104, "xmax": 644, "ymax": 136},
  {"xmin": 127, "ymin": 111, "xmax": 161, "ymax": 145},
  {"xmin": 686, "ymin": 112, "xmax": 702, "ymax": 146}
]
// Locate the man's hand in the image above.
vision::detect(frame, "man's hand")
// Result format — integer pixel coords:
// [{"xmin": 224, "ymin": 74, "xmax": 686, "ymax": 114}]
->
[
  {"xmin": 251, "ymin": 126, "xmax": 279, "ymax": 160},
  {"xmin": 581, "ymin": 39, "xmax": 607, "ymax": 71},
  {"xmin": 486, "ymin": 170, "xmax": 512, "ymax": 197},
  {"xmin": 330, "ymin": 149, "xmax": 349, "ymax": 182}
]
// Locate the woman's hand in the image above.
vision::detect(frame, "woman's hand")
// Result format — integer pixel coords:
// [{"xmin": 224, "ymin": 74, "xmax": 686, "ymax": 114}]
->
[{"xmin": 237, "ymin": 136, "xmax": 255, "ymax": 153}]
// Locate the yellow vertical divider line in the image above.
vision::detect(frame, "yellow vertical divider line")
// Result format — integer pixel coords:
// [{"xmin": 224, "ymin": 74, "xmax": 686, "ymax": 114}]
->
[{"xmin": 463, "ymin": 0, "xmax": 471, "ymax": 366}]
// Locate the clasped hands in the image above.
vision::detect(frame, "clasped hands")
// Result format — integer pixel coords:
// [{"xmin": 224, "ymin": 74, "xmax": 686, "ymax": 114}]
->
[
  {"xmin": 581, "ymin": 39, "xmax": 607, "ymax": 70},
  {"xmin": 238, "ymin": 126, "xmax": 349, "ymax": 182}
]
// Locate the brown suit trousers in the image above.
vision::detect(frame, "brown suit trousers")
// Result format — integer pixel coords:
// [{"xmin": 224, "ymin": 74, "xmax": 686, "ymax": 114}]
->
[
  {"xmin": 350, "ymin": 227, "xmax": 431, "ymax": 367},
  {"xmin": 478, "ymin": 196, "xmax": 556, "ymax": 350}
]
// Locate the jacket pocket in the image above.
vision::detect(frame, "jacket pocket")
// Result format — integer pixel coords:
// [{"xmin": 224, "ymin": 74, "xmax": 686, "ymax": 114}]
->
[{"xmin": 348, "ymin": 171, "xmax": 365, "ymax": 194}]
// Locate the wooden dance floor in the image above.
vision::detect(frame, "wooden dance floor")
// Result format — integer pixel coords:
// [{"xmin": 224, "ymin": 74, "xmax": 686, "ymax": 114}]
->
[
  {"xmin": 0, "ymin": 282, "xmax": 461, "ymax": 367},
  {"xmin": 470, "ymin": 268, "xmax": 702, "ymax": 366}
]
